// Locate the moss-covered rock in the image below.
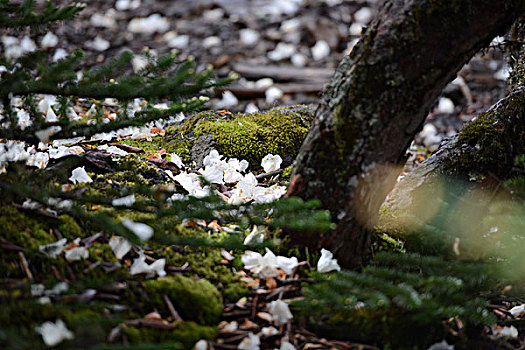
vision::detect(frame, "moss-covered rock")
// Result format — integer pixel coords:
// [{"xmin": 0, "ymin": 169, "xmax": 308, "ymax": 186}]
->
[{"xmin": 122, "ymin": 105, "xmax": 314, "ymax": 169}]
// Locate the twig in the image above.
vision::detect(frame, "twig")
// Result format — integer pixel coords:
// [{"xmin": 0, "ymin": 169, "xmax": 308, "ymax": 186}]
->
[
  {"xmin": 255, "ymin": 169, "xmax": 283, "ymax": 180},
  {"xmin": 18, "ymin": 251, "xmax": 33, "ymax": 280},
  {"xmin": 0, "ymin": 237, "xmax": 24, "ymax": 251},
  {"xmin": 209, "ymin": 343, "xmax": 237, "ymax": 350},
  {"xmin": 50, "ymin": 265, "xmax": 62, "ymax": 280},
  {"xmin": 66, "ymin": 264, "xmax": 76, "ymax": 281},
  {"xmin": 163, "ymin": 294, "xmax": 183, "ymax": 322},
  {"xmin": 251, "ymin": 294, "xmax": 259, "ymax": 319}
]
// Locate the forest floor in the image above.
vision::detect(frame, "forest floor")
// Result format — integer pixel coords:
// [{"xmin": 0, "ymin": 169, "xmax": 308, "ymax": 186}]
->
[{"xmin": 1, "ymin": 1, "xmax": 521, "ymax": 349}]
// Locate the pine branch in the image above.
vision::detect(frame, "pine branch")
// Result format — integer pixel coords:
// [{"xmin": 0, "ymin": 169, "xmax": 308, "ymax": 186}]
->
[{"xmin": 0, "ymin": 0, "xmax": 85, "ymax": 29}]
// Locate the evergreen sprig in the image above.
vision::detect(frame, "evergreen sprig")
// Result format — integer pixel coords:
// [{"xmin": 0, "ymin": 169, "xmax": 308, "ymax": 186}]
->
[{"xmin": 0, "ymin": 0, "xmax": 85, "ymax": 29}]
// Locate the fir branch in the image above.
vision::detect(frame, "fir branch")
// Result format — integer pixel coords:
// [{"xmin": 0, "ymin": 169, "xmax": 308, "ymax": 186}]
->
[{"xmin": 0, "ymin": 0, "xmax": 85, "ymax": 29}]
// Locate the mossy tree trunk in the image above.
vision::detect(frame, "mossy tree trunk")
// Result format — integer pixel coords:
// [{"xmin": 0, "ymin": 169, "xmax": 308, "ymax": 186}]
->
[
  {"xmin": 286, "ymin": 0, "xmax": 524, "ymax": 269},
  {"xmin": 388, "ymin": 17, "xmax": 525, "ymax": 215}
]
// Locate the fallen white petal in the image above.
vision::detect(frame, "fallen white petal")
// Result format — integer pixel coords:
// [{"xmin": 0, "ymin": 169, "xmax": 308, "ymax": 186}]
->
[
  {"xmin": 130, "ymin": 252, "xmax": 166, "ymax": 277},
  {"xmin": 112, "ymin": 194, "xmax": 135, "ymax": 207},
  {"xmin": 193, "ymin": 339, "xmax": 208, "ymax": 350},
  {"xmin": 276, "ymin": 255, "xmax": 298, "ymax": 275},
  {"xmin": 121, "ymin": 218, "xmax": 154, "ymax": 241},
  {"xmin": 510, "ymin": 304, "xmax": 525, "ymax": 317},
  {"xmin": 106, "ymin": 146, "xmax": 128, "ymax": 157},
  {"xmin": 280, "ymin": 341, "xmax": 296, "ymax": 350},
  {"xmin": 170, "ymin": 153, "xmax": 184, "ymax": 168},
  {"xmin": 492, "ymin": 325, "xmax": 518, "ymax": 338},
  {"xmin": 109, "ymin": 236, "xmax": 132, "ymax": 259},
  {"xmin": 238, "ymin": 332, "xmax": 260, "ymax": 350},
  {"xmin": 65, "ymin": 246, "xmax": 89, "ymax": 261},
  {"xmin": 69, "ymin": 167, "xmax": 93, "ymax": 184},
  {"xmin": 39, "ymin": 238, "xmax": 67, "ymax": 258},
  {"xmin": 244, "ymin": 226, "xmax": 264, "ymax": 245},
  {"xmin": 427, "ymin": 340, "xmax": 454, "ymax": 350},
  {"xmin": 317, "ymin": 248, "xmax": 341, "ymax": 273},
  {"xmin": 267, "ymin": 300, "xmax": 293, "ymax": 325},
  {"xmin": 35, "ymin": 319, "xmax": 74, "ymax": 347}
]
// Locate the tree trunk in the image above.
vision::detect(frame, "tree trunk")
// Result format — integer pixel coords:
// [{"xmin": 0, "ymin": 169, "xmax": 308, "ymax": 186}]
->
[
  {"xmin": 388, "ymin": 17, "xmax": 525, "ymax": 216},
  {"xmin": 286, "ymin": 0, "xmax": 524, "ymax": 269}
]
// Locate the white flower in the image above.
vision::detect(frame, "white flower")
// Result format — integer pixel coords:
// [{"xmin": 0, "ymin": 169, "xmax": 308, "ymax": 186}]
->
[
  {"xmin": 260, "ymin": 326, "xmax": 279, "ymax": 336},
  {"xmin": 47, "ymin": 197, "xmax": 73, "ymax": 210},
  {"xmin": 130, "ymin": 252, "xmax": 166, "ymax": 277},
  {"xmin": 261, "ymin": 154, "xmax": 282, "ymax": 173},
  {"xmin": 174, "ymin": 171, "xmax": 200, "ymax": 192},
  {"xmin": 39, "ymin": 238, "xmax": 67, "ymax": 258},
  {"xmin": 267, "ymin": 300, "xmax": 293, "ymax": 325},
  {"xmin": 427, "ymin": 340, "xmax": 454, "ymax": 350},
  {"xmin": 227, "ymin": 158, "xmax": 249, "ymax": 172},
  {"xmin": 193, "ymin": 339, "xmax": 208, "ymax": 350},
  {"xmin": 317, "ymin": 249, "xmax": 341, "ymax": 273},
  {"xmin": 17, "ymin": 109, "xmax": 32, "ymax": 129},
  {"xmin": 121, "ymin": 218, "xmax": 154, "ymax": 241},
  {"xmin": 69, "ymin": 167, "xmax": 93, "ymax": 184},
  {"xmin": 105, "ymin": 146, "xmax": 128, "ymax": 156},
  {"xmin": 41, "ymin": 32, "xmax": 58, "ymax": 49},
  {"xmin": 65, "ymin": 247, "xmax": 89, "ymax": 261},
  {"xmin": 112, "ymin": 194, "xmax": 135, "ymax": 207},
  {"xmin": 244, "ymin": 226, "xmax": 264, "ymax": 245},
  {"xmin": 510, "ymin": 304, "xmax": 525, "ymax": 317},
  {"xmin": 253, "ymin": 185, "xmax": 286, "ymax": 203},
  {"xmin": 35, "ymin": 126, "xmax": 62, "ymax": 143},
  {"xmin": 31, "ymin": 284, "xmax": 46, "ymax": 296},
  {"xmin": 35, "ymin": 319, "xmax": 74, "ymax": 347},
  {"xmin": 0, "ymin": 141, "xmax": 29, "ymax": 162},
  {"xmin": 127, "ymin": 14, "xmax": 170, "ymax": 34},
  {"xmin": 280, "ymin": 341, "xmax": 296, "ymax": 350},
  {"xmin": 242, "ymin": 248, "xmax": 298, "ymax": 278},
  {"xmin": 203, "ymin": 150, "xmax": 222, "ymax": 167},
  {"xmin": 199, "ymin": 165, "xmax": 224, "ymax": 184},
  {"xmin": 49, "ymin": 146, "xmax": 71, "ymax": 159},
  {"xmin": 238, "ymin": 332, "xmax": 260, "ymax": 350},
  {"xmin": 275, "ymin": 255, "xmax": 298, "ymax": 275},
  {"xmin": 26, "ymin": 152, "xmax": 50, "ymax": 169},
  {"xmin": 170, "ymin": 153, "xmax": 184, "ymax": 168},
  {"xmin": 45, "ymin": 107, "xmax": 59, "ymax": 123},
  {"xmin": 109, "ymin": 236, "xmax": 132, "ymax": 259},
  {"xmin": 174, "ymin": 171, "xmax": 212, "ymax": 198},
  {"xmin": 223, "ymin": 167, "xmax": 243, "ymax": 183},
  {"xmin": 492, "ymin": 325, "xmax": 518, "ymax": 338}
]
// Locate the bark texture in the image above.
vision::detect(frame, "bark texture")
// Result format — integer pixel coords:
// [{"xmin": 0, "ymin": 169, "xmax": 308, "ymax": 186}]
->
[
  {"xmin": 388, "ymin": 17, "xmax": 525, "ymax": 215},
  {"xmin": 286, "ymin": 0, "xmax": 525, "ymax": 269}
]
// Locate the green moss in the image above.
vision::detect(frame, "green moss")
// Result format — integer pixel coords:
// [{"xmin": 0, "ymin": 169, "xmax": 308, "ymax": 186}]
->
[
  {"xmin": 0, "ymin": 206, "xmax": 55, "ymax": 250},
  {"xmin": 58, "ymin": 215, "xmax": 84, "ymax": 239},
  {"xmin": 454, "ymin": 115, "xmax": 509, "ymax": 175},
  {"xmin": 121, "ymin": 321, "xmax": 215, "ymax": 349},
  {"xmin": 163, "ymin": 106, "xmax": 313, "ymax": 167},
  {"xmin": 162, "ymin": 247, "xmax": 249, "ymax": 302},
  {"xmin": 137, "ymin": 276, "xmax": 223, "ymax": 325}
]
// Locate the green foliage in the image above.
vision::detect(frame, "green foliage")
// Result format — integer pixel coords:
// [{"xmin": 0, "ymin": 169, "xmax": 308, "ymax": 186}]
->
[
  {"xmin": 299, "ymin": 252, "xmax": 497, "ymax": 348},
  {"xmin": 0, "ymin": 0, "xmax": 84, "ymax": 28}
]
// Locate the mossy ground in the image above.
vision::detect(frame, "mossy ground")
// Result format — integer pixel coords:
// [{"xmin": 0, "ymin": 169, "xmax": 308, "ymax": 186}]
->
[{"xmin": 0, "ymin": 145, "xmax": 253, "ymax": 348}]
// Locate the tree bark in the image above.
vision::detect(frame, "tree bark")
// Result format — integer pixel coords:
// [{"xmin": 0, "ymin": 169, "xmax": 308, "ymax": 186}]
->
[
  {"xmin": 388, "ymin": 17, "xmax": 525, "ymax": 216},
  {"xmin": 286, "ymin": 0, "xmax": 525, "ymax": 269}
]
